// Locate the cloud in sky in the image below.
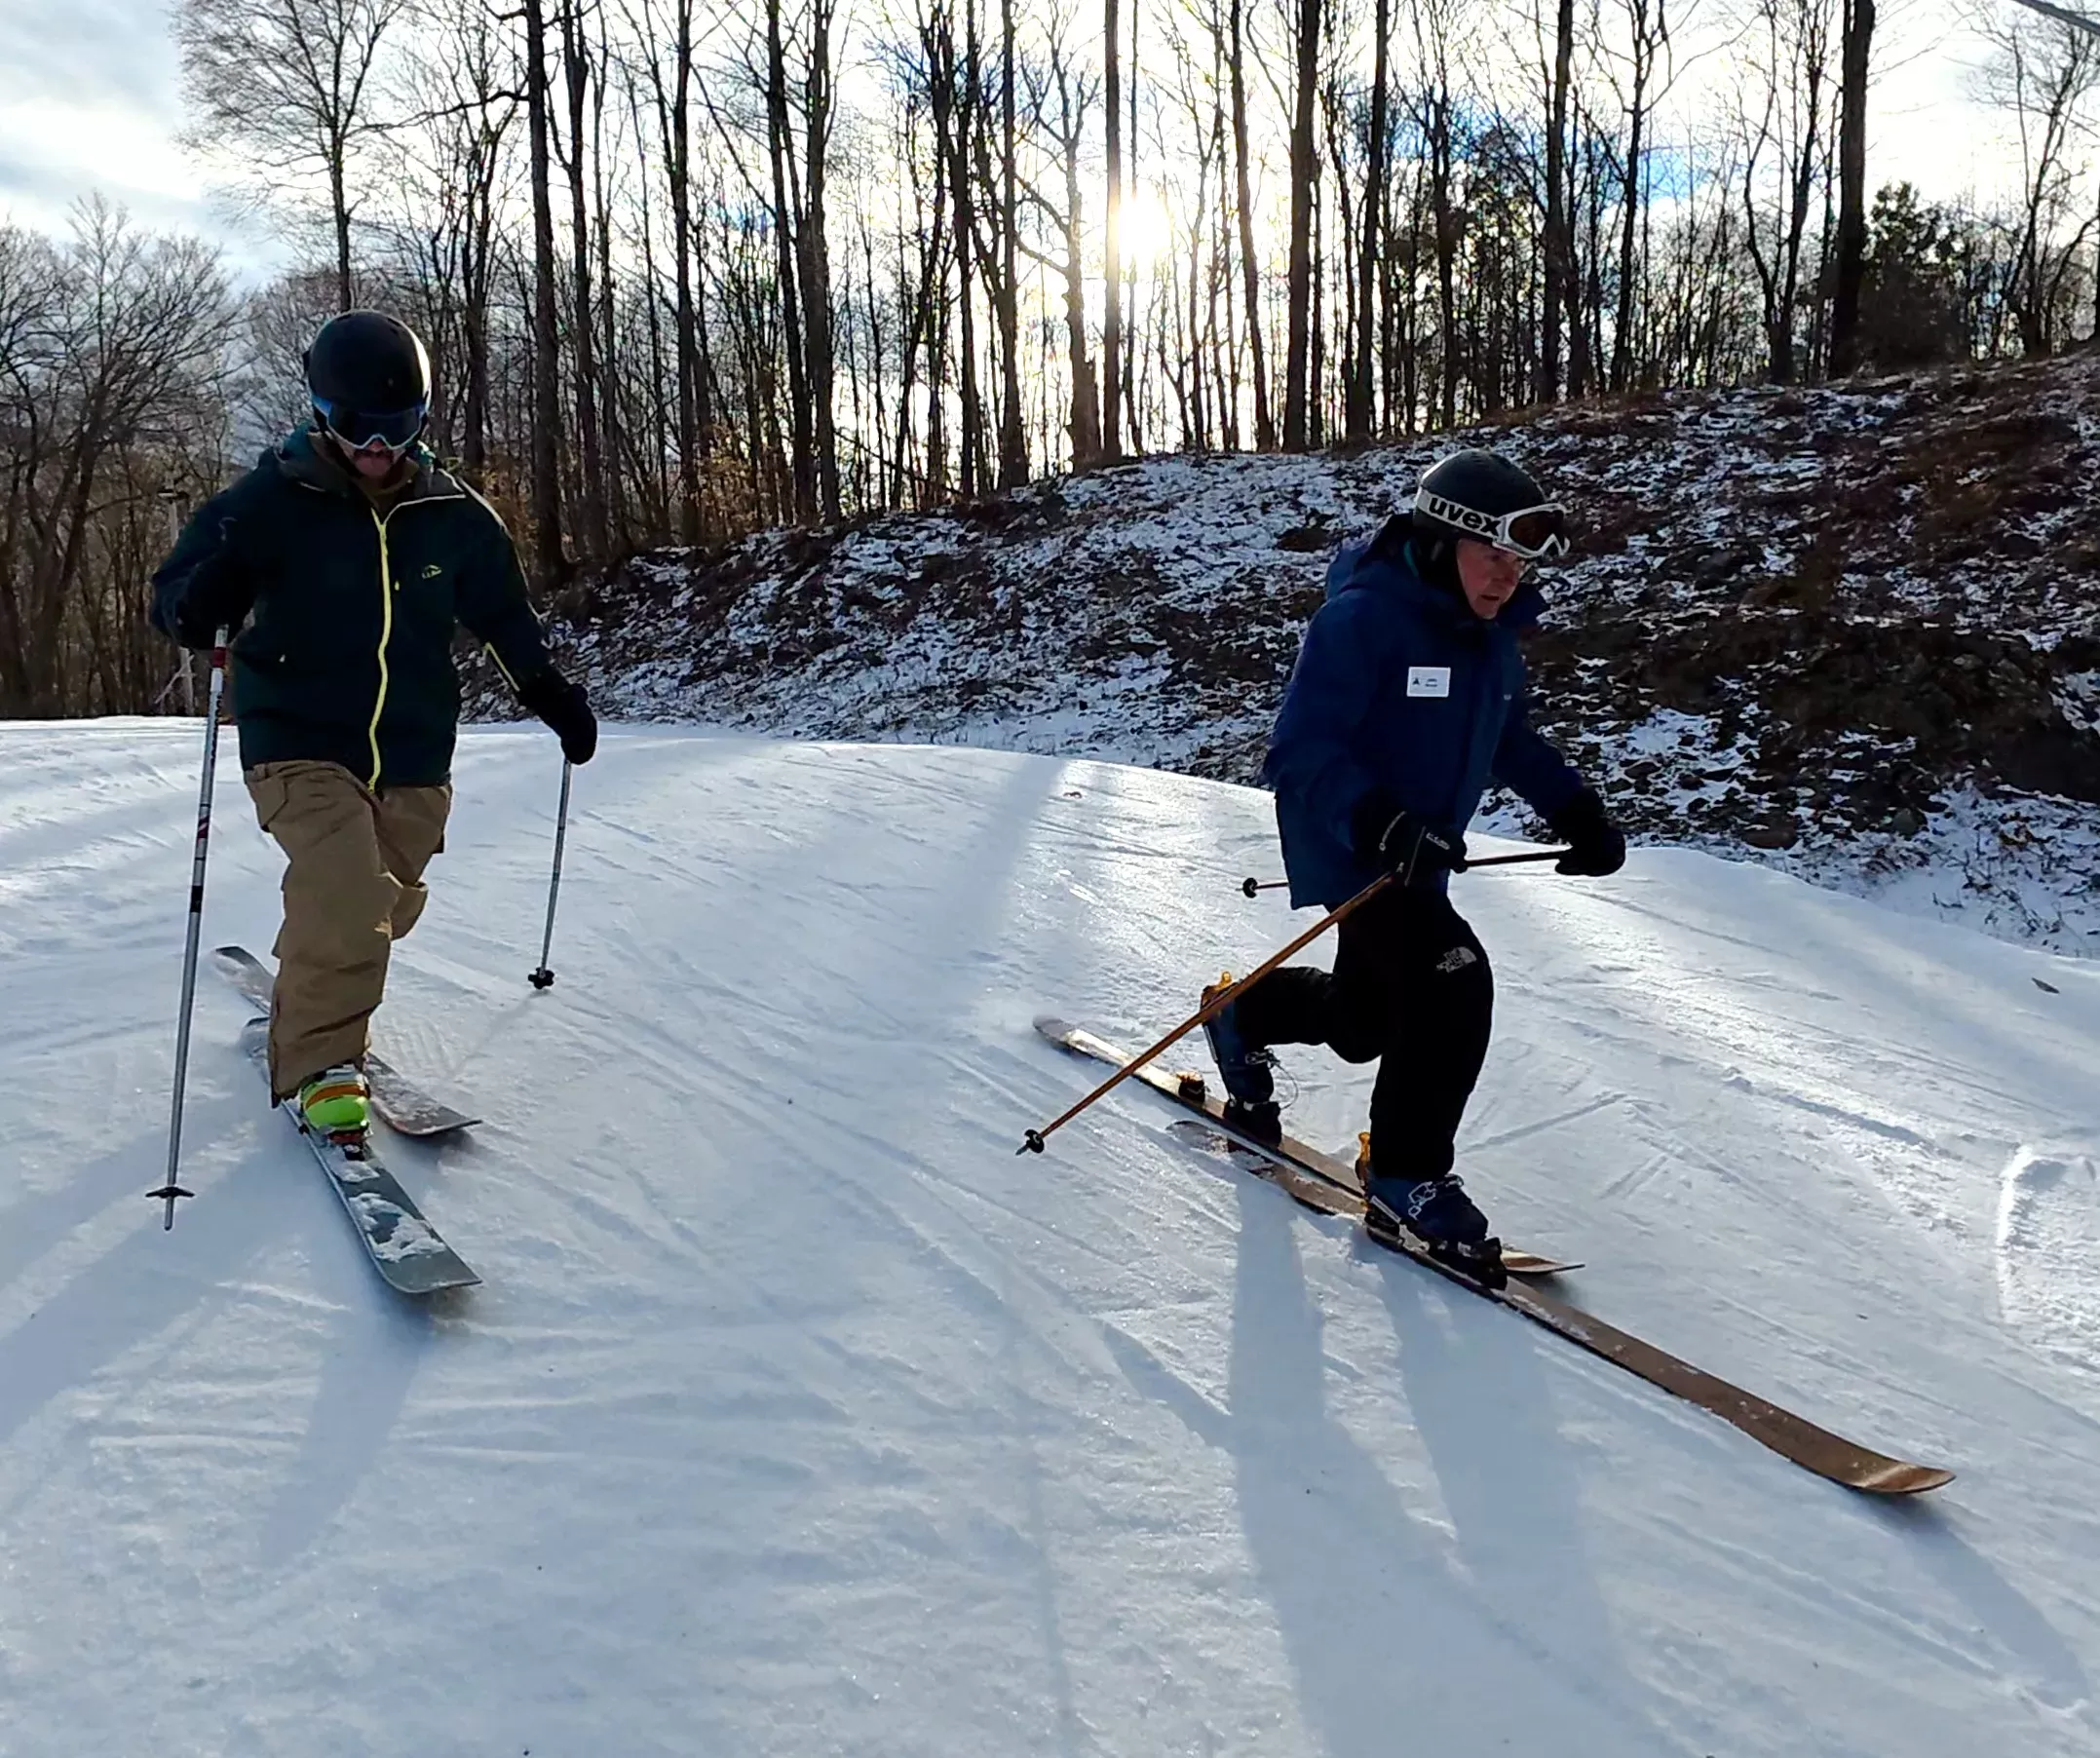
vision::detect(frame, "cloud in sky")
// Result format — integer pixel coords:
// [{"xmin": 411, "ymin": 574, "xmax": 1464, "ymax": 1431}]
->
[{"xmin": 0, "ymin": 0, "xmax": 262, "ymax": 254}]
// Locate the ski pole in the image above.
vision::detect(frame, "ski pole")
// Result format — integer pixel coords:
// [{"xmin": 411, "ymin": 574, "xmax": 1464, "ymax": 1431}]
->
[
  {"xmin": 528, "ymin": 759, "xmax": 573, "ymax": 989},
  {"xmin": 1018, "ymin": 872, "xmax": 1394, "ymax": 1156},
  {"xmin": 1239, "ymin": 848, "xmax": 1568, "ymax": 897},
  {"xmin": 148, "ymin": 631, "xmax": 229, "ymax": 1231},
  {"xmin": 1235, "ymin": 848, "xmax": 1570, "ymax": 890},
  {"xmin": 1456, "ymin": 848, "xmax": 1569, "ymax": 871}
]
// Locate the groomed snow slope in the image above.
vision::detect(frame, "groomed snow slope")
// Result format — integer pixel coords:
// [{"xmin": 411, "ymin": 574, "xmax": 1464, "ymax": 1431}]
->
[{"xmin": 3, "ymin": 720, "xmax": 2099, "ymax": 1757}]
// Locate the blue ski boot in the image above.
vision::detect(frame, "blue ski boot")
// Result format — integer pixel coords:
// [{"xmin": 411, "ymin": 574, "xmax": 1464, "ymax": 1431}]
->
[
  {"xmin": 1201, "ymin": 973, "xmax": 1282, "ymax": 1144},
  {"xmin": 1356, "ymin": 1134, "xmax": 1504, "ymax": 1287}
]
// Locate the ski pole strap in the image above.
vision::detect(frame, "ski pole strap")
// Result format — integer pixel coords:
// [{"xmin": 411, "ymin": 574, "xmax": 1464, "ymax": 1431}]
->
[{"xmin": 1018, "ymin": 872, "xmax": 1393, "ymax": 1156}]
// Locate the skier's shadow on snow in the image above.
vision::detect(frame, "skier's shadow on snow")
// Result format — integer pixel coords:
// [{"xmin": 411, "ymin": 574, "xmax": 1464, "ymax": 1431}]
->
[
  {"xmin": 0, "ymin": 1105, "xmax": 282, "ymax": 1471},
  {"xmin": 1103, "ymin": 1182, "xmax": 1666, "ymax": 1756},
  {"xmin": 1242, "ymin": 1190, "xmax": 1663, "ymax": 1754},
  {"xmin": 252, "ymin": 1216, "xmax": 439, "ymax": 1568},
  {"xmin": 1868, "ymin": 1499, "xmax": 2090, "ymax": 1712},
  {"xmin": 0, "ymin": 1109, "xmax": 435, "ymax": 1569}
]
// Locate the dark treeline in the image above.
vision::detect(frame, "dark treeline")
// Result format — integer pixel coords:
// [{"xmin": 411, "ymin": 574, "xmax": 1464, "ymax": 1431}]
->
[{"xmin": 5, "ymin": 0, "xmax": 2097, "ymax": 716}]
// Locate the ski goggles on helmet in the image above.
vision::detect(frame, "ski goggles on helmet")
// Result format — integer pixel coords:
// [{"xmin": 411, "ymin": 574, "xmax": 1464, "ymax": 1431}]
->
[
  {"xmin": 314, "ymin": 395, "xmax": 428, "ymax": 454},
  {"xmin": 1415, "ymin": 486, "xmax": 1571, "ymax": 560}
]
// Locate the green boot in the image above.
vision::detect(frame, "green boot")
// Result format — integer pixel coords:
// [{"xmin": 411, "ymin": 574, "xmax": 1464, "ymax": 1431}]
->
[{"xmin": 297, "ymin": 1064, "xmax": 370, "ymax": 1138}]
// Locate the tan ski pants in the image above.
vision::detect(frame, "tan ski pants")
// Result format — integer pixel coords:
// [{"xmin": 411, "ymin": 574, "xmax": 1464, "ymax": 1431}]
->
[{"xmin": 244, "ymin": 760, "xmax": 451, "ymax": 1098}]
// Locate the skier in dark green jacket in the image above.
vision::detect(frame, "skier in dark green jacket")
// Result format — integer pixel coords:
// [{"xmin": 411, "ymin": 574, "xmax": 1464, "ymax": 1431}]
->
[{"xmin": 151, "ymin": 310, "xmax": 596, "ymax": 1139}]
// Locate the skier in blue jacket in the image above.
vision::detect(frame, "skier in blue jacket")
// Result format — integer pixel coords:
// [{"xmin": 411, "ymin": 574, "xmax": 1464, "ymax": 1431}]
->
[{"xmin": 1203, "ymin": 449, "xmax": 1625, "ymax": 1280}]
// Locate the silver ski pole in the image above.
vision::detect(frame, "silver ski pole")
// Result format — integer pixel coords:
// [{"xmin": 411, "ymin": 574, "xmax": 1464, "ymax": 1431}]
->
[
  {"xmin": 149, "ymin": 631, "xmax": 230, "ymax": 1230},
  {"xmin": 528, "ymin": 759, "xmax": 573, "ymax": 989}
]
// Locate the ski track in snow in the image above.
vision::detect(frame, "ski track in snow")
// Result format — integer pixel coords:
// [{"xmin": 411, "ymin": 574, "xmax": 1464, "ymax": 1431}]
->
[{"xmin": 1, "ymin": 718, "xmax": 2099, "ymax": 1755}]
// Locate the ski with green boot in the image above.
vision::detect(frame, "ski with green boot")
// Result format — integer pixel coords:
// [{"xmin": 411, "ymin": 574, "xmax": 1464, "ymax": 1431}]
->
[
  {"xmin": 240, "ymin": 1019, "xmax": 479, "ymax": 1296},
  {"xmin": 213, "ymin": 944, "xmax": 479, "ymax": 1136}
]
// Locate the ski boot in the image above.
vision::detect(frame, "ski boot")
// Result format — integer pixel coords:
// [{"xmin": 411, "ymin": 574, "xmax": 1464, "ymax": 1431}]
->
[
  {"xmin": 297, "ymin": 1063, "xmax": 371, "ymax": 1146},
  {"xmin": 1200, "ymin": 972, "xmax": 1281, "ymax": 1145},
  {"xmin": 1357, "ymin": 1134, "xmax": 1504, "ymax": 1287}
]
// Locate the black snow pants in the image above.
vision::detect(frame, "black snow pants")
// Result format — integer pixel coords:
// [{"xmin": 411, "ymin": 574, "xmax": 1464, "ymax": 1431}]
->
[{"xmin": 1232, "ymin": 887, "xmax": 1494, "ymax": 1184}]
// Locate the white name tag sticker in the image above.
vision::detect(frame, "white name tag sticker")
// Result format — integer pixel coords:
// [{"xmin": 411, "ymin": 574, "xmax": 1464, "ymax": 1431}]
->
[{"xmin": 1406, "ymin": 666, "xmax": 1452, "ymax": 699}]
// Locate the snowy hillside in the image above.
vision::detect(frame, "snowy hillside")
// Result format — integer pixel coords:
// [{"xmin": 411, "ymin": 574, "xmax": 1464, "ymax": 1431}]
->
[
  {"xmin": 525, "ymin": 351, "xmax": 2100, "ymax": 954},
  {"xmin": 6, "ymin": 719, "xmax": 2100, "ymax": 1755}
]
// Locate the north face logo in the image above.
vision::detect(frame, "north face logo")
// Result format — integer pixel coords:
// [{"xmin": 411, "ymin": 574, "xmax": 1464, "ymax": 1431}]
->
[
  {"xmin": 421, "ymin": 563, "xmax": 442, "ymax": 579},
  {"xmin": 1434, "ymin": 945, "xmax": 1478, "ymax": 975}
]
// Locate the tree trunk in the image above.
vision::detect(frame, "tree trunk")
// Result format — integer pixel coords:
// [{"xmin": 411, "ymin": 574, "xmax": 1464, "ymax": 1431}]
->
[
  {"xmin": 767, "ymin": 0, "xmax": 816, "ymax": 520},
  {"xmin": 996, "ymin": 0, "xmax": 1027, "ymax": 484},
  {"xmin": 1828, "ymin": 0, "xmax": 1873, "ymax": 376},
  {"xmin": 1610, "ymin": 0, "xmax": 1653, "ymax": 392},
  {"xmin": 1103, "ymin": 0, "xmax": 1123, "ymax": 460},
  {"xmin": 1122, "ymin": 0, "xmax": 1140, "ymax": 446},
  {"xmin": 1227, "ymin": 0, "xmax": 1274, "ymax": 447},
  {"xmin": 1280, "ymin": 0, "xmax": 1321, "ymax": 448},
  {"xmin": 329, "ymin": 152, "xmax": 355, "ymax": 309},
  {"xmin": 1540, "ymin": 0, "xmax": 1575, "ymax": 402},
  {"xmin": 523, "ymin": 0, "xmax": 564, "ymax": 589},
  {"xmin": 561, "ymin": 0, "xmax": 608, "ymax": 561},
  {"xmin": 1057, "ymin": 70, "xmax": 1103, "ymax": 466},
  {"xmin": 802, "ymin": 0, "xmax": 841, "ymax": 519},
  {"xmin": 1349, "ymin": 0, "xmax": 1390, "ymax": 440}
]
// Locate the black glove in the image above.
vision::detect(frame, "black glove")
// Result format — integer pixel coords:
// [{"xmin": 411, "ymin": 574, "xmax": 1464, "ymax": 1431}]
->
[
  {"xmin": 1548, "ymin": 788, "xmax": 1626, "ymax": 877},
  {"xmin": 518, "ymin": 669, "xmax": 598, "ymax": 765},
  {"xmin": 168, "ymin": 517, "xmax": 251, "ymax": 649},
  {"xmin": 1351, "ymin": 790, "xmax": 1467, "ymax": 887}
]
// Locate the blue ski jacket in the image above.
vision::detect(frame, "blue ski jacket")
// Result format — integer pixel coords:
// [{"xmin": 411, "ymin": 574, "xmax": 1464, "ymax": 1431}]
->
[{"xmin": 1262, "ymin": 528, "xmax": 1585, "ymax": 908}]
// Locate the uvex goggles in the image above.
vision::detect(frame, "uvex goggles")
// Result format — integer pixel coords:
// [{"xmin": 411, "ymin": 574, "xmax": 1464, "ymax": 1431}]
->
[
  {"xmin": 315, "ymin": 395, "xmax": 428, "ymax": 453},
  {"xmin": 1415, "ymin": 486, "xmax": 1570, "ymax": 560}
]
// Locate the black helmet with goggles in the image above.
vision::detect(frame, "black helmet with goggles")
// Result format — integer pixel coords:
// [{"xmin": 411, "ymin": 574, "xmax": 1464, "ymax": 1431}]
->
[
  {"xmin": 1411, "ymin": 449, "xmax": 1568, "ymax": 561},
  {"xmin": 304, "ymin": 311, "xmax": 432, "ymax": 455}
]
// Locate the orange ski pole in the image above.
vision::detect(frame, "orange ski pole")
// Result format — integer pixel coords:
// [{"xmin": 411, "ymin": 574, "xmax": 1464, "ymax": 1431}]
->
[{"xmin": 1018, "ymin": 872, "xmax": 1393, "ymax": 1155}]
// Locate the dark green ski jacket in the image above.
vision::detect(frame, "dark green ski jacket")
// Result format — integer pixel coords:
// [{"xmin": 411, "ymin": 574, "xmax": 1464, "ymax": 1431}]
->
[{"xmin": 151, "ymin": 427, "xmax": 554, "ymax": 788}]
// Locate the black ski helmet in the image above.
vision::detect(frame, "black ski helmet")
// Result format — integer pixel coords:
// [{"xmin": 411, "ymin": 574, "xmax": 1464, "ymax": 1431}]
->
[
  {"xmin": 304, "ymin": 310, "xmax": 432, "ymax": 449},
  {"xmin": 1410, "ymin": 448, "xmax": 1568, "ymax": 570}
]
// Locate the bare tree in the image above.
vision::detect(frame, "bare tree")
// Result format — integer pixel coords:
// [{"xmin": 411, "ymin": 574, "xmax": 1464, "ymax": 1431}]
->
[
  {"xmin": 1736, "ymin": 0, "xmax": 1834, "ymax": 381},
  {"xmin": 1975, "ymin": 0, "xmax": 2100, "ymax": 354},
  {"xmin": 0, "ymin": 206, "xmax": 230, "ymax": 716},
  {"xmin": 174, "ymin": 0, "xmax": 410, "ymax": 307},
  {"xmin": 1025, "ymin": 29, "xmax": 1104, "ymax": 465},
  {"xmin": 1826, "ymin": 0, "xmax": 1874, "ymax": 372}
]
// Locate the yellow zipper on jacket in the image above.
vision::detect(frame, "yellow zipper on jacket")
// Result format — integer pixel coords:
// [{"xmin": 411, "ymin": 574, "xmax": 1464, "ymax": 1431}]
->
[{"xmin": 367, "ymin": 507, "xmax": 398, "ymax": 788}]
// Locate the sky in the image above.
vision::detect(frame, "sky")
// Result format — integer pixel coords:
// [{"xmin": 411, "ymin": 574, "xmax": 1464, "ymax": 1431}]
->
[{"xmin": 0, "ymin": 0, "xmax": 2052, "ymax": 273}]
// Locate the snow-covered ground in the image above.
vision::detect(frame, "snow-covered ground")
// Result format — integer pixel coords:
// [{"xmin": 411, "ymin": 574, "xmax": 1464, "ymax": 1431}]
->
[{"xmin": 5, "ymin": 718, "xmax": 2100, "ymax": 1755}]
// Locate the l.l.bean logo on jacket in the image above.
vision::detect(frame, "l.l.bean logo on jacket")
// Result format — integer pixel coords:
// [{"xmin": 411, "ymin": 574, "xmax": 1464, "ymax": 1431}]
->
[{"xmin": 1406, "ymin": 666, "xmax": 1451, "ymax": 699}]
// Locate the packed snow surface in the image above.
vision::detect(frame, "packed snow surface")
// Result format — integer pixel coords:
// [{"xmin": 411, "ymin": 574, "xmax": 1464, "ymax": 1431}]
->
[{"xmin": 3, "ymin": 718, "xmax": 2100, "ymax": 1756}]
